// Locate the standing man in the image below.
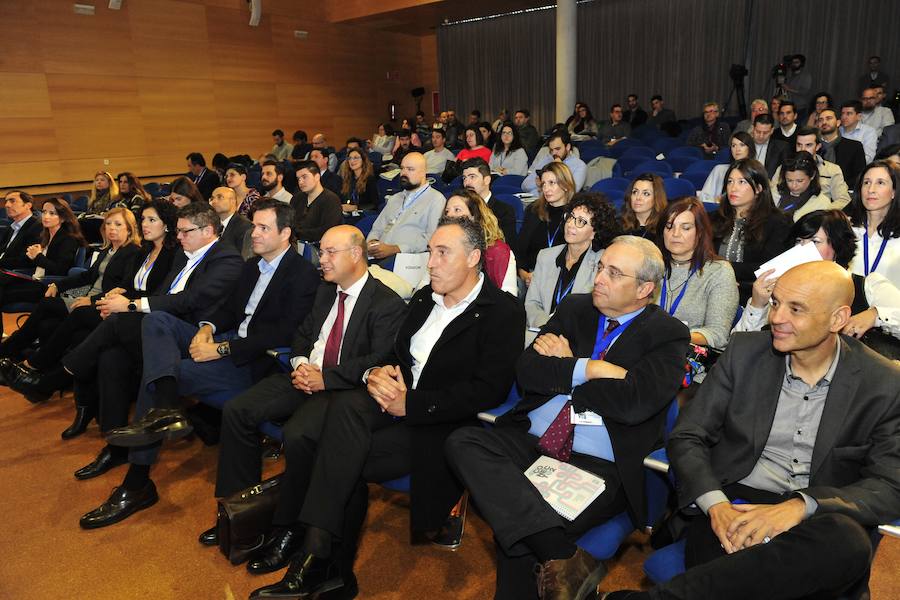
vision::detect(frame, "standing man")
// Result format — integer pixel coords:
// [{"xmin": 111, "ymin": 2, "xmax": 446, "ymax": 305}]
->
[
  {"xmin": 186, "ymin": 152, "xmax": 219, "ymax": 200},
  {"xmin": 209, "ymin": 186, "xmax": 252, "ymax": 253},
  {"xmin": 261, "ymin": 160, "xmax": 293, "ymax": 204},
  {"xmin": 270, "ymin": 129, "xmax": 293, "ymax": 161}
]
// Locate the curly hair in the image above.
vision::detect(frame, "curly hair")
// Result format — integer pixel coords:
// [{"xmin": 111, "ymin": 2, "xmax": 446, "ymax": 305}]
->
[{"xmin": 567, "ymin": 192, "xmax": 623, "ymax": 250}]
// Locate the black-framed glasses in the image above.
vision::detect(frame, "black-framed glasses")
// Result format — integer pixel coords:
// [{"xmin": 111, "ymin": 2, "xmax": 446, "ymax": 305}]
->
[
  {"xmin": 176, "ymin": 226, "xmax": 200, "ymax": 236},
  {"xmin": 564, "ymin": 213, "xmax": 590, "ymax": 229}
]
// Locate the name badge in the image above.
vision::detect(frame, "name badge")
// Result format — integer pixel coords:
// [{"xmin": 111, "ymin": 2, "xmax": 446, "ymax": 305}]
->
[{"xmin": 570, "ymin": 406, "xmax": 604, "ymax": 426}]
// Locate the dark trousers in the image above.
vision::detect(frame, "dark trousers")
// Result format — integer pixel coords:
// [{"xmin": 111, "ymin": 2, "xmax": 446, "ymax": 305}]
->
[
  {"xmin": 652, "ymin": 483, "xmax": 875, "ymax": 600},
  {"xmin": 0, "ymin": 276, "xmax": 48, "ymax": 336},
  {"xmin": 0, "ymin": 296, "xmax": 68, "ymax": 359},
  {"xmin": 445, "ymin": 425, "xmax": 626, "ymax": 600},
  {"xmin": 30, "ymin": 304, "xmax": 102, "ymax": 370}
]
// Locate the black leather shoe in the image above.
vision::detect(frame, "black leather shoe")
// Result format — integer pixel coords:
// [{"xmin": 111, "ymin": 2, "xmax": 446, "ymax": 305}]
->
[
  {"xmin": 249, "ymin": 553, "xmax": 343, "ymax": 598},
  {"xmin": 104, "ymin": 408, "xmax": 193, "ymax": 447},
  {"xmin": 247, "ymin": 528, "xmax": 301, "ymax": 574},
  {"xmin": 62, "ymin": 405, "xmax": 96, "ymax": 440},
  {"xmin": 79, "ymin": 481, "xmax": 159, "ymax": 529},
  {"xmin": 199, "ymin": 525, "xmax": 219, "ymax": 546},
  {"xmin": 0, "ymin": 357, "xmax": 17, "ymax": 385},
  {"xmin": 7, "ymin": 362, "xmax": 52, "ymax": 403},
  {"xmin": 430, "ymin": 494, "xmax": 467, "ymax": 551},
  {"xmin": 74, "ymin": 447, "xmax": 128, "ymax": 480}
]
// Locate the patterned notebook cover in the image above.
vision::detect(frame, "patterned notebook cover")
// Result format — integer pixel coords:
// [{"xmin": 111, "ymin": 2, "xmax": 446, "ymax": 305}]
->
[{"xmin": 525, "ymin": 455, "xmax": 606, "ymax": 521}]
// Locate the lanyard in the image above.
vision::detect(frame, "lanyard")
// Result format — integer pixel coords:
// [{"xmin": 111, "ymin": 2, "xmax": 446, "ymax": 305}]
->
[
  {"xmin": 547, "ymin": 221, "xmax": 562, "ymax": 248},
  {"xmin": 136, "ymin": 251, "xmax": 157, "ymax": 291},
  {"xmin": 591, "ymin": 314, "xmax": 633, "ymax": 360},
  {"xmin": 401, "ymin": 184, "xmax": 430, "ymax": 212},
  {"xmin": 554, "ymin": 273, "xmax": 577, "ymax": 307},
  {"xmin": 660, "ymin": 267, "xmax": 697, "ymax": 316},
  {"xmin": 863, "ymin": 227, "xmax": 888, "ymax": 276},
  {"xmin": 168, "ymin": 242, "xmax": 215, "ymax": 293}
]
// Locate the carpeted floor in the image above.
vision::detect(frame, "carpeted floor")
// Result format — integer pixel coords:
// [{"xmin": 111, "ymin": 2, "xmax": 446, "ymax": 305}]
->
[{"xmin": 0, "ymin": 319, "xmax": 896, "ymax": 599}]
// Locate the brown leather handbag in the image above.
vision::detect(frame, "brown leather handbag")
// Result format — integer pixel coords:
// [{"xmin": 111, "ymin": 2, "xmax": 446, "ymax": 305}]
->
[{"xmin": 217, "ymin": 475, "xmax": 282, "ymax": 565}]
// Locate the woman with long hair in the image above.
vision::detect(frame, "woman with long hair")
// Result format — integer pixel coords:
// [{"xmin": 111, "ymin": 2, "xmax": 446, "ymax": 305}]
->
[
  {"xmin": 225, "ymin": 164, "xmax": 261, "ymax": 216},
  {"xmin": 516, "ymin": 162, "xmax": 577, "ymax": 286},
  {"xmin": 699, "ymin": 131, "xmax": 756, "ymax": 203},
  {"xmin": 525, "ymin": 192, "xmax": 621, "ymax": 328},
  {"xmin": 621, "ymin": 173, "xmax": 668, "ymax": 240},
  {"xmin": 337, "ymin": 147, "xmax": 378, "ymax": 212},
  {"xmin": 567, "ymin": 103, "xmax": 599, "ymax": 137},
  {"xmin": 846, "ymin": 160, "xmax": 900, "ymax": 287},
  {"xmin": 711, "ymin": 158, "xmax": 792, "ymax": 303},
  {"xmin": 115, "ymin": 172, "xmax": 152, "ymax": 212},
  {"xmin": 657, "ymin": 197, "xmax": 738, "ymax": 349},
  {"xmin": 806, "ymin": 92, "xmax": 834, "ymax": 127},
  {"xmin": 167, "ymin": 176, "xmax": 206, "ymax": 208},
  {"xmin": 455, "ymin": 125, "xmax": 493, "ymax": 163},
  {"xmin": 0, "ymin": 197, "xmax": 86, "ymax": 337},
  {"xmin": 774, "ymin": 151, "xmax": 831, "ymax": 221},
  {"xmin": 489, "ymin": 121, "xmax": 528, "ymax": 176},
  {"xmin": 86, "ymin": 171, "xmax": 119, "ymax": 215}
]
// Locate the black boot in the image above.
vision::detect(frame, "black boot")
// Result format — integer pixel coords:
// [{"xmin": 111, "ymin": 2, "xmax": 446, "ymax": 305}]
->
[{"xmin": 62, "ymin": 405, "xmax": 96, "ymax": 440}]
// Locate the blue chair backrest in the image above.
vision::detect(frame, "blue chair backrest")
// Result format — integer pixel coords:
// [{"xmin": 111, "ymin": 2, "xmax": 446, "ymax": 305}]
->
[
  {"xmin": 612, "ymin": 155, "xmax": 648, "ymax": 178},
  {"xmin": 355, "ymin": 214, "xmax": 377, "ymax": 238},
  {"xmin": 591, "ymin": 177, "xmax": 632, "ymax": 195},
  {"xmin": 668, "ymin": 146, "xmax": 704, "ymax": 161},
  {"xmin": 662, "ymin": 178, "xmax": 697, "ymax": 200},
  {"xmin": 682, "ymin": 160, "xmax": 717, "ymax": 176},
  {"xmin": 666, "ymin": 155, "xmax": 699, "ymax": 173},
  {"xmin": 493, "ymin": 193, "xmax": 525, "ymax": 232},
  {"xmin": 632, "ymin": 160, "xmax": 674, "ymax": 179},
  {"xmin": 609, "ymin": 138, "xmax": 648, "ymax": 158},
  {"xmin": 495, "ymin": 174, "xmax": 525, "ymax": 189},
  {"xmin": 681, "ymin": 171, "xmax": 711, "ymax": 192},
  {"xmin": 652, "ymin": 138, "xmax": 681, "ymax": 155},
  {"xmin": 620, "ymin": 146, "xmax": 657, "ymax": 161}
]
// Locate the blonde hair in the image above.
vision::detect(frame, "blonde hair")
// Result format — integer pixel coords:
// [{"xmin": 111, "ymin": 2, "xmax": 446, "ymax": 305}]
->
[
  {"xmin": 533, "ymin": 162, "xmax": 576, "ymax": 222},
  {"xmin": 89, "ymin": 171, "xmax": 120, "ymax": 212},
  {"xmin": 100, "ymin": 206, "xmax": 142, "ymax": 249},
  {"xmin": 447, "ymin": 189, "xmax": 505, "ymax": 246}
]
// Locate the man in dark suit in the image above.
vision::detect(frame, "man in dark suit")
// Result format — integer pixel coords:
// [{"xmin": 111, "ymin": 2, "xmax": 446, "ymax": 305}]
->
[
  {"xmin": 78, "ymin": 200, "xmax": 319, "ymax": 529},
  {"xmin": 462, "ymin": 158, "xmax": 517, "ymax": 248},
  {"xmin": 209, "ymin": 186, "xmax": 252, "ymax": 255},
  {"xmin": 877, "ymin": 122, "xmax": 900, "ymax": 154},
  {"xmin": 750, "ymin": 114, "xmax": 790, "ymax": 177},
  {"xmin": 186, "ymin": 152, "xmax": 220, "ymax": 200},
  {"xmin": 603, "ymin": 262, "xmax": 900, "ymax": 600},
  {"xmin": 818, "ymin": 108, "xmax": 867, "ymax": 188},
  {"xmin": 623, "ymin": 94, "xmax": 648, "ymax": 128},
  {"xmin": 0, "ymin": 190, "xmax": 43, "ymax": 271},
  {"xmin": 447, "ymin": 235, "xmax": 688, "ymax": 600},
  {"xmin": 311, "ymin": 148, "xmax": 343, "ymax": 197},
  {"xmin": 248, "ymin": 218, "xmax": 525, "ymax": 599},
  {"xmin": 290, "ymin": 160, "xmax": 344, "ymax": 244},
  {"xmin": 201, "ymin": 224, "xmax": 407, "ymax": 572}
]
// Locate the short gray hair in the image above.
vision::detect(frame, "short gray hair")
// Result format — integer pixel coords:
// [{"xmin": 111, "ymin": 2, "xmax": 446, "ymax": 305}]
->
[
  {"xmin": 610, "ymin": 235, "xmax": 665, "ymax": 284},
  {"xmin": 437, "ymin": 216, "xmax": 485, "ymax": 271}
]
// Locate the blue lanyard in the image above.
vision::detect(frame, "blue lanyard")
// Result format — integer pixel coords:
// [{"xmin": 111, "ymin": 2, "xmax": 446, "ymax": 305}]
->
[
  {"xmin": 546, "ymin": 222, "xmax": 562, "ymax": 248},
  {"xmin": 554, "ymin": 273, "xmax": 577, "ymax": 307},
  {"xmin": 591, "ymin": 314, "xmax": 633, "ymax": 359},
  {"xmin": 136, "ymin": 251, "xmax": 157, "ymax": 291},
  {"xmin": 401, "ymin": 184, "xmax": 430, "ymax": 211},
  {"xmin": 863, "ymin": 226, "xmax": 888, "ymax": 276},
  {"xmin": 168, "ymin": 242, "xmax": 215, "ymax": 293},
  {"xmin": 660, "ymin": 267, "xmax": 697, "ymax": 316}
]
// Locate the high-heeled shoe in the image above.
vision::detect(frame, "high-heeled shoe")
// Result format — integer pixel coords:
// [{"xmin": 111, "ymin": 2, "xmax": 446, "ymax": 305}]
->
[{"xmin": 62, "ymin": 405, "xmax": 96, "ymax": 440}]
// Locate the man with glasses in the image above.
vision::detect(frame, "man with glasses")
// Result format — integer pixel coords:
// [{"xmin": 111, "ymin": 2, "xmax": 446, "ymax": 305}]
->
[
  {"xmin": 860, "ymin": 86, "xmax": 895, "ymax": 138},
  {"xmin": 202, "ymin": 224, "xmax": 407, "ymax": 580},
  {"xmin": 446, "ymin": 236, "xmax": 689, "ymax": 600},
  {"xmin": 290, "ymin": 160, "xmax": 343, "ymax": 244},
  {"xmin": 687, "ymin": 102, "xmax": 731, "ymax": 158}
]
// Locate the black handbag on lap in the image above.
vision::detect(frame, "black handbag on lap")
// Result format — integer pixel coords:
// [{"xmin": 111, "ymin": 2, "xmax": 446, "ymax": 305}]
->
[{"xmin": 217, "ymin": 475, "xmax": 282, "ymax": 565}]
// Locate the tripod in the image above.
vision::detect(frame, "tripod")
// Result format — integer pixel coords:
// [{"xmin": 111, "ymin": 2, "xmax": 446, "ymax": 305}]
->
[{"xmin": 723, "ymin": 79, "xmax": 748, "ymax": 119}]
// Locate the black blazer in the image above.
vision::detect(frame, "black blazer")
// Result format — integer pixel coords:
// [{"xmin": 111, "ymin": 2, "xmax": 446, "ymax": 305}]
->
[
  {"xmin": 390, "ymin": 279, "xmax": 525, "ymax": 532},
  {"xmin": 504, "ymin": 299, "xmax": 689, "ymax": 527},
  {"xmin": 320, "ymin": 170, "xmax": 344, "ymax": 197},
  {"xmin": 29, "ymin": 232, "xmax": 83, "ymax": 277},
  {"xmin": 124, "ymin": 243, "xmax": 178, "ymax": 297},
  {"xmin": 0, "ymin": 215, "xmax": 43, "ymax": 271},
  {"xmin": 193, "ymin": 168, "xmax": 220, "ymax": 201},
  {"xmin": 833, "ymin": 137, "xmax": 867, "ymax": 189},
  {"xmin": 712, "ymin": 211, "xmax": 792, "ymax": 304},
  {"xmin": 763, "ymin": 138, "xmax": 790, "ymax": 177},
  {"xmin": 291, "ymin": 274, "xmax": 407, "ymax": 390},
  {"xmin": 220, "ymin": 214, "xmax": 253, "ymax": 254},
  {"xmin": 148, "ymin": 240, "xmax": 244, "ymax": 324},
  {"xmin": 290, "ymin": 188, "xmax": 344, "ymax": 242},
  {"xmin": 204, "ymin": 249, "xmax": 320, "ymax": 380},
  {"xmin": 515, "ymin": 203, "xmax": 567, "ymax": 272},
  {"xmin": 58, "ymin": 243, "xmax": 143, "ymax": 300},
  {"xmin": 669, "ymin": 332, "xmax": 900, "ymax": 527},
  {"xmin": 487, "ymin": 195, "xmax": 518, "ymax": 250},
  {"xmin": 340, "ymin": 174, "xmax": 379, "ymax": 210}
]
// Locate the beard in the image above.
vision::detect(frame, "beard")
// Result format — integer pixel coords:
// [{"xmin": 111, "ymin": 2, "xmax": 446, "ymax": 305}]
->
[
  {"xmin": 399, "ymin": 176, "xmax": 420, "ymax": 191},
  {"xmin": 261, "ymin": 180, "xmax": 276, "ymax": 192}
]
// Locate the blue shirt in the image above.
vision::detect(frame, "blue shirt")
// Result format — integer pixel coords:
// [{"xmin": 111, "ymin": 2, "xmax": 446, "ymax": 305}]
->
[
  {"xmin": 236, "ymin": 248, "xmax": 289, "ymax": 338},
  {"xmin": 522, "ymin": 154, "xmax": 588, "ymax": 195},
  {"xmin": 527, "ymin": 306, "xmax": 645, "ymax": 461}
]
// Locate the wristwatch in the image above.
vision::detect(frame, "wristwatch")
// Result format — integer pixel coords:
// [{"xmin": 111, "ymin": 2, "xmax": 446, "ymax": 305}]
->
[
  {"xmin": 127, "ymin": 301, "xmax": 138, "ymax": 312},
  {"xmin": 216, "ymin": 341, "xmax": 231, "ymax": 357}
]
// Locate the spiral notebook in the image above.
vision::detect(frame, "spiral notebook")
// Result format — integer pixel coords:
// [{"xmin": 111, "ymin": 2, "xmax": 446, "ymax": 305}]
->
[{"xmin": 525, "ymin": 455, "xmax": 606, "ymax": 521}]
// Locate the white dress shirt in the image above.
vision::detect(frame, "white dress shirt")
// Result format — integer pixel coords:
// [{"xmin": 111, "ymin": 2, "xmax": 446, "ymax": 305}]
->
[{"xmin": 140, "ymin": 239, "xmax": 217, "ymax": 312}]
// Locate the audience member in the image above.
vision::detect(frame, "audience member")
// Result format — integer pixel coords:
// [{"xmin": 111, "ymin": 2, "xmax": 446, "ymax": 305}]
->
[
  {"xmin": 461, "ymin": 158, "xmax": 517, "ymax": 249},
  {"xmin": 392, "ymin": 129, "xmax": 423, "ymax": 166},
  {"xmin": 772, "ymin": 100, "xmax": 799, "ymax": 147},
  {"xmin": 424, "ymin": 128, "xmax": 456, "ymax": 175},
  {"xmin": 658, "ymin": 197, "xmax": 738, "ymax": 349},
  {"xmin": 623, "ymin": 94, "xmax": 648, "ymax": 128},
  {"xmin": 846, "ymin": 160, "xmax": 900, "ymax": 288},
  {"xmin": 338, "ymin": 147, "xmax": 378, "ymax": 211},
  {"xmin": 878, "ymin": 124, "xmax": 900, "ymax": 154},
  {"xmin": 0, "ymin": 191, "xmax": 43, "ymax": 273},
  {"xmin": 522, "ymin": 130, "xmax": 587, "ymax": 195},
  {"xmin": 270, "ymin": 129, "xmax": 293, "ymax": 161},
  {"xmin": 478, "ymin": 121, "xmax": 496, "ymax": 150},
  {"xmin": 290, "ymin": 130, "xmax": 313, "ymax": 160},
  {"xmin": 567, "ymin": 104, "xmax": 599, "ymax": 137},
  {"xmin": 444, "ymin": 189, "xmax": 517, "ymax": 294},
  {"xmin": 310, "ymin": 149, "xmax": 343, "ymax": 197},
  {"xmin": 711, "ymin": 158, "xmax": 791, "ymax": 303},
  {"xmin": 225, "ymin": 163, "xmax": 261, "ymax": 216},
  {"xmin": 647, "ymin": 95, "xmax": 677, "ymax": 129},
  {"xmin": 491, "ymin": 108, "xmax": 509, "ymax": 133},
  {"xmin": 211, "ymin": 153, "xmax": 230, "ymax": 183},
  {"xmin": 747, "ymin": 114, "xmax": 788, "ymax": 178},
  {"xmin": 770, "ymin": 95, "xmax": 783, "ymax": 117},
  {"xmin": 398, "ymin": 118, "xmax": 423, "ymax": 148},
  {"xmin": 525, "ymin": 193, "xmax": 620, "ymax": 328},
  {"xmin": 259, "ymin": 159, "xmax": 292, "ymax": 204},
  {"xmin": 782, "ymin": 54, "xmax": 812, "ymax": 115},
  {"xmin": 186, "ymin": 153, "xmax": 219, "ymax": 200},
  {"xmin": 514, "ymin": 109, "xmax": 541, "ymax": 156},
  {"xmin": 289, "ymin": 160, "xmax": 343, "ymax": 244},
  {"xmin": 839, "ymin": 100, "xmax": 878, "ymax": 163},
  {"xmin": 686, "ymin": 102, "xmax": 731, "ymax": 158},
  {"xmin": 490, "ymin": 121, "xmax": 529, "ymax": 176},
  {"xmin": 597, "ymin": 104, "xmax": 631, "ymax": 146},
  {"xmin": 85, "ymin": 171, "xmax": 119, "ymax": 215},
  {"xmin": 445, "ymin": 109, "xmax": 464, "ymax": 150},
  {"xmin": 622, "ymin": 173, "xmax": 668, "ymax": 240},
  {"xmin": 817, "ymin": 107, "xmax": 867, "ymax": 187},
  {"xmin": 167, "ymin": 176, "xmax": 206, "ymax": 209},
  {"xmin": 804, "ymin": 92, "xmax": 834, "ymax": 128},
  {"xmin": 858, "ymin": 55, "xmax": 890, "ymax": 94},
  {"xmin": 700, "ymin": 132, "xmax": 756, "ymax": 203},
  {"xmin": 517, "ymin": 162, "xmax": 577, "ymax": 285},
  {"xmin": 771, "ymin": 126, "xmax": 851, "ymax": 208},
  {"xmin": 208, "ymin": 186, "xmax": 252, "ymax": 254},
  {"xmin": 734, "ymin": 99, "xmax": 768, "ymax": 133},
  {"xmin": 414, "ymin": 110, "xmax": 431, "ymax": 143},
  {"xmin": 115, "ymin": 172, "xmax": 151, "ymax": 212},
  {"xmin": 0, "ymin": 197, "xmax": 85, "ymax": 338},
  {"xmin": 467, "ymin": 109, "xmax": 481, "ymax": 126},
  {"xmin": 455, "ymin": 125, "xmax": 493, "ymax": 163},
  {"xmin": 367, "ymin": 152, "xmax": 445, "ymax": 262},
  {"xmin": 371, "ymin": 123, "xmax": 396, "ymax": 156},
  {"xmin": 774, "ymin": 151, "xmax": 832, "ymax": 221},
  {"xmin": 311, "ymin": 133, "xmax": 338, "ymax": 172},
  {"xmin": 447, "ymin": 235, "xmax": 688, "ymax": 600},
  {"xmin": 84, "ymin": 200, "xmax": 319, "ymax": 529},
  {"xmin": 860, "ymin": 86, "xmax": 895, "ymax": 138},
  {"xmin": 246, "ymin": 218, "xmax": 524, "ymax": 599},
  {"xmin": 605, "ymin": 261, "xmax": 899, "ymax": 600}
]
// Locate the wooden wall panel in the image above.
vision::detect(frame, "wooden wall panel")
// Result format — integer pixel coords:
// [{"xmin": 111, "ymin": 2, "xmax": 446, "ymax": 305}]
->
[{"xmin": 1, "ymin": 0, "xmax": 439, "ymax": 188}]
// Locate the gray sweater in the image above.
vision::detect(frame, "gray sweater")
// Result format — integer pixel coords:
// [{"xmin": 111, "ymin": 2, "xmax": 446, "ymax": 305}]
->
[{"xmin": 656, "ymin": 260, "xmax": 739, "ymax": 349}]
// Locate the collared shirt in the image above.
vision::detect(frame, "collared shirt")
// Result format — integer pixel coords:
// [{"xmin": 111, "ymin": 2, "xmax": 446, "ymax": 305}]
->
[
  {"xmin": 141, "ymin": 238, "xmax": 218, "ymax": 312},
  {"xmin": 840, "ymin": 123, "xmax": 878, "ymax": 163},
  {"xmin": 861, "ymin": 106, "xmax": 895, "ymax": 136},
  {"xmin": 235, "ymin": 247, "xmax": 289, "ymax": 338},
  {"xmin": 755, "ymin": 141, "xmax": 768, "ymax": 165},
  {"xmin": 192, "ymin": 167, "xmax": 207, "ymax": 185},
  {"xmin": 220, "ymin": 213, "xmax": 234, "ymax": 232},
  {"xmin": 779, "ymin": 123, "xmax": 797, "ymax": 138},
  {"xmin": 408, "ymin": 273, "xmax": 484, "ymax": 389},
  {"xmin": 527, "ymin": 306, "xmax": 646, "ymax": 461},
  {"xmin": 697, "ymin": 342, "xmax": 841, "ymax": 517},
  {"xmin": 293, "ymin": 271, "xmax": 370, "ymax": 370},
  {"xmin": 4, "ymin": 214, "xmax": 31, "ymax": 249}
]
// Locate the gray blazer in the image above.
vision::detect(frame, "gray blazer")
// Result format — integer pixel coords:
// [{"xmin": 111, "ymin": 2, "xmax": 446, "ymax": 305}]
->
[
  {"xmin": 669, "ymin": 332, "xmax": 900, "ymax": 526},
  {"xmin": 525, "ymin": 245, "xmax": 601, "ymax": 328}
]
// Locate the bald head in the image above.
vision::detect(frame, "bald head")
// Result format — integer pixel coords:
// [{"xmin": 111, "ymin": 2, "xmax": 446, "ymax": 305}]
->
[
  {"xmin": 779, "ymin": 261, "xmax": 853, "ymax": 311},
  {"xmin": 319, "ymin": 225, "xmax": 368, "ymax": 288},
  {"xmin": 399, "ymin": 152, "xmax": 427, "ymax": 189},
  {"xmin": 209, "ymin": 186, "xmax": 238, "ymax": 217}
]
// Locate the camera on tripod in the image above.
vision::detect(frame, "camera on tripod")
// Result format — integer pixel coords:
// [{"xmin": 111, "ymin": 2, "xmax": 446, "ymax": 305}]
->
[{"xmin": 770, "ymin": 55, "xmax": 793, "ymax": 84}]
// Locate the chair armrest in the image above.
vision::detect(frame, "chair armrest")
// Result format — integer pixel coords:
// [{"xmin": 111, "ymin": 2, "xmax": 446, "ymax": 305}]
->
[
  {"xmin": 878, "ymin": 520, "xmax": 900, "ymax": 539},
  {"xmin": 643, "ymin": 448, "xmax": 670, "ymax": 474},
  {"xmin": 266, "ymin": 347, "xmax": 292, "ymax": 373}
]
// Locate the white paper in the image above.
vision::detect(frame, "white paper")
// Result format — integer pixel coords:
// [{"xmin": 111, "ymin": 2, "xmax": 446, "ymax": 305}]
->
[
  {"xmin": 392, "ymin": 252, "xmax": 430, "ymax": 286},
  {"xmin": 754, "ymin": 242, "xmax": 823, "ymax": 279},
  {"xmin": 570, "ymin": 406, "xmax": 604, "ymax": 426},
  {"xmin": 525, "ymin": 456, "xmax": 606, "ymax": 521}
]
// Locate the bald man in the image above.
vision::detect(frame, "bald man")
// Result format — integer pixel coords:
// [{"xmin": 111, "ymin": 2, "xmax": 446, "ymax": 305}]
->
[
  {"xmin": 603, "ymin": 261, "xmax": 900, "ymax": 599},
  {"xmin": 209, "ymin": 186, "xmax": 252, "ymax": 253},
  {"xmin": 311, "ymin": 133, "xmax": 338, "ymax": 172},
  {"xmin": 367, "ymin": 152, "xmax": 446, "ymax": 262}
]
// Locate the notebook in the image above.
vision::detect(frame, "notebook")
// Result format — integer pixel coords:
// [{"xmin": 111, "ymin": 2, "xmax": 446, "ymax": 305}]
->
[{"xmin": 525, "ymin": 455, "xmax": 606, "ymax": 521}]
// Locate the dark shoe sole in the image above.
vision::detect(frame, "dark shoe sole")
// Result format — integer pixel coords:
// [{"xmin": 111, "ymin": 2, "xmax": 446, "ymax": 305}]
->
[
  {"xmin": 79, "ymin": 492, "xmax": 159, "ymax": 530},
  {"xmin": 249, "ymin": 577, "xmax": 344, "ymax": 599},
  {"xmin": 105, "ymin": 420, "xmax": 193, "ymax": 447}
]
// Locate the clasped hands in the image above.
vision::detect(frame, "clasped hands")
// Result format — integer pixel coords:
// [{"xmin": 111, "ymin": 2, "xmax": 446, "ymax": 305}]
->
[
  {"xmin": 708, "ymin": 497, "xmax": 805, "ymax": 554},
  {"xmin": 291, "ymin": 363, "xmax": 325, "ymax": 395},
  {"xmin": 367, "ymin": 365, "xmax": 407, "ymax": 416}
]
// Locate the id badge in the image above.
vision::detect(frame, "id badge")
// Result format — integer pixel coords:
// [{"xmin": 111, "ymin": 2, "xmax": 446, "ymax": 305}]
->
[{"xmin": 570, "ymin": 406, "xmax": 604, "ymax": 426}]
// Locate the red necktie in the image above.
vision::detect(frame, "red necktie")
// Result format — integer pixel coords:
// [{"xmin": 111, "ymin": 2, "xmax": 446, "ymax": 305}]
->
[
  {"xmin": 322, "ymin": 292, "xmax": 348, "ymax": 369},
  {"xmin": 536, "ymin": 318, "xmax": 619, "ymax": 461}
]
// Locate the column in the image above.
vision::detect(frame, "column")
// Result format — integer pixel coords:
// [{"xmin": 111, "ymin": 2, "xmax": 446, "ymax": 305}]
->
[{"xmin": 556, "ymin": 0, "xmax": 577, "ymax": 124}]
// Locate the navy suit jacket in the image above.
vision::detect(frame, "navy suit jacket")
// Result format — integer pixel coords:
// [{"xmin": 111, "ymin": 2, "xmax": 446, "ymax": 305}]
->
[{"xmin": 0, "ymin": 215, "xmax": 43, "ymax": 271}]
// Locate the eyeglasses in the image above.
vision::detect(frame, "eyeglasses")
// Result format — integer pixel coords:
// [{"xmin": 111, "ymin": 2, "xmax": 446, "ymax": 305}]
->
[
  {"xmin": 176, "ymin": 226, "xmax": 201, "ymax": 236},
  {"xmin": 596, "ymin": 263, "xmax": 642, "ymax": 281},
  {"xmin": 564, "ymin": 213, "xmax": 590, "ymax": 228},
  {"xmin": 316, "ymin": 247, "xmax": 353, "ymax": 259}
]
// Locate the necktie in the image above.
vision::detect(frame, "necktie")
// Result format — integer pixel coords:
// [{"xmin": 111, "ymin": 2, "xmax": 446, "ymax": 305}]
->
[
  {"xmin": 322, "ymin": 292, "xmax": 348, "ymax": 369},
  {"xmin": 536, "ymin": 318, "xmax": 620, "ymax": 461}
]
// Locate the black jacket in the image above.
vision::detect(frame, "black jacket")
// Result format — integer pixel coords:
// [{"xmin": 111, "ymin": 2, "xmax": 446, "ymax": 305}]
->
[
  {"xmin": 58, "ymin": 243, "xmax": 143, "ymax": 301},
  {"xmin": 290, "ymin": 188, "xmax": 344, "ymax": 243},
  {"xmin": 832, "ymin": 137, "xmax": 867, "ymax": 189},
  {"xmin": 124, "ymin": 244, "xmax": 178, "ymax": 297},
  {"xmin": 220, "ymin": 213, "xmax": 253, "ymax": 254},
  {"xmin": 487, "ymin": 195, "xmax": 518, "ymax": 250},
  {"xmin": 28, "ymin": 232, "xmax": 83, "ymax": 277},
  {"xmin": 712, "ymin": 211, "xmax": 792, "ymax": 304},
  {"xmin": 0, "ymin": 215, "xmax": 43, "ymax": 271},
  {"xmin": 193, "ymin": 168, "xmax": 220, "ymax": 201},
  {"xmin": 762, "ymin": 138, "xmax": 790, "ymax": 178}
]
